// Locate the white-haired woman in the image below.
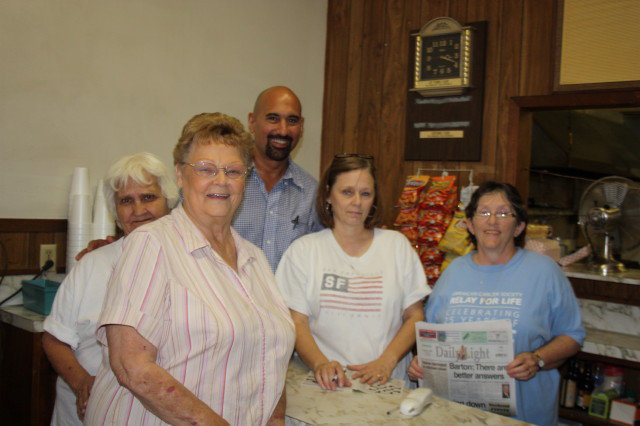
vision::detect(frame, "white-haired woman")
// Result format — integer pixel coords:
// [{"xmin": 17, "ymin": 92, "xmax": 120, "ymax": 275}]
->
[{"xmin": 43, "ymin": 152, "xmax": 177, "ymax": 425}]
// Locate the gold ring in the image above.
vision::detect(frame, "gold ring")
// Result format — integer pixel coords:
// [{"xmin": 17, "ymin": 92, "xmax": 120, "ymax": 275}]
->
[{"xmin": 376, "ymin": 374, "xmax": 382, "ymax": 378}]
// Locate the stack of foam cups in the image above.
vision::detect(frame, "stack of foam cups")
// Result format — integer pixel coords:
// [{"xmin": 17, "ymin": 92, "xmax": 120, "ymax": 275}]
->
[
  {"xmin": 66, "ymin": 167, "xmax": 92, "ymax": 272},
  {"xmin": 92, "ymin": 179, "xmax": 115, "ymax": 240}
]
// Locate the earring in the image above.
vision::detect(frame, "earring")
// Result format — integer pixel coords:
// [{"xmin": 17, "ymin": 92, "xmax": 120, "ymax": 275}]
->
[
  {"xmin": 366, "ymin": 204, "xmax": 377, "ymax": 218},
  {"xmin": 325, "ymin": 202, "xmax": 332, "ymax": 213}
]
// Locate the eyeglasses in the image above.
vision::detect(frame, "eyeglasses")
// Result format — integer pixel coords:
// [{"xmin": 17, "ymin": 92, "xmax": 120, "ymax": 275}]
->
[
  {"xmin": 182, "ymin": 161, "xmax": 248, "ymax": 179},
  {"xmin": 474, "ymin": 211, "xmax": 517, "ymax": 220},
  {"xmin": 334, "ymin": 153, "xmax": 374, "ymax": 160}
]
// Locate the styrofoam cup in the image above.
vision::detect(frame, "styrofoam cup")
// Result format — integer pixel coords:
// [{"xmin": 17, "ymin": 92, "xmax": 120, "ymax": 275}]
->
[{"xmin": 69, "ymin": 167, "xmax": 90, "ymax": 196}]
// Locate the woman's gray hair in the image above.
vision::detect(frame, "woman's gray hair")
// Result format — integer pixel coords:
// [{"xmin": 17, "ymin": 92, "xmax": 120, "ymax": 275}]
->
[{"xmin": 103, "ymin": 152, "xmax": 179, "ymax": 219}]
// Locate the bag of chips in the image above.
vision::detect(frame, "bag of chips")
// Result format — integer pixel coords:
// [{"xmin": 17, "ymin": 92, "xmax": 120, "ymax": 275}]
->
[
  {"xmin": 419, "ymin": 246, "xmax": 444, "ymax": 265},
  {"xmin": 417, "ymin": 226, "xmax": 444, "ymax": 246},
  {"xmin": 417, "ymin": 209, "xmax": 452, "ymax": 231},
  {"xmin": 424, "ymin": 264, "xmax": 441, "ymax": 286},
  {"xmin": 398, "ymin": 225, "xmax": 418, "ymax": 245},
  {"xmin": 418, "ymin": 176, "xmax": 456, "ymax": 210},
  {"xmin": 396, "ymin": 175, "xmax": 430, "ymax": 208},
  {"xmin": 438, "ymin": 210, "xmax": 473, "ymax": 255},
  {"xmin": 394, "ymin": 206, "xmax": 418, "ymax": 227}
]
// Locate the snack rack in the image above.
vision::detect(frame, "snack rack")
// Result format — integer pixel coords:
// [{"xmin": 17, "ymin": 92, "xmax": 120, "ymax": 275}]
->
[
  {"xmin": 416, "ymin": 168, "xmax": 474, "ymax": 184},
  {"xmin": 395, "ymin": 169, "xmax": 476, "ymax": 286}
]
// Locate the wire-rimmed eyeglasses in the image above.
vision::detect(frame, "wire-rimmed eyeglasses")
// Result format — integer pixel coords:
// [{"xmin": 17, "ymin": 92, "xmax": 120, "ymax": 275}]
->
[
  {"xmin": 474, "ymin": 211, "xmax": 517, "ymax": 220},
  {"xmin": 334, "ymin": 153, "xmax": 374, "ymax": 160},
  {"xmin": 182, "ymin": 161, "xmax": 248, "ymax": 179}
]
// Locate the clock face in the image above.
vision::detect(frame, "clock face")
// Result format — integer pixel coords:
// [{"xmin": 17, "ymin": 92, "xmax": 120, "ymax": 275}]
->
[
  {"xmin": 420, "ymin": 33, "xmax": 462, "ymax": 81},
  {"xmin": 411, "ymin": 18, "xmax": 475, "ymax": 97}
]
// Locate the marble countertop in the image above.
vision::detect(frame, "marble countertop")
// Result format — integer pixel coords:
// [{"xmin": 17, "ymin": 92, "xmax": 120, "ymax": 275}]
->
[
  {"xmin": 563, "ymin": 263, "xmax": 640, "ymax": 285},
  {"xmin": 582, "ymin": 327, "xmax": 640, "ymax": 362},
  {"xmin": 0, "ymin": 305, "xmax": 46, "ymax": 333},
  {"xmin": 285, "ymin": 360, "xmax": 528, "ymax": 425}
]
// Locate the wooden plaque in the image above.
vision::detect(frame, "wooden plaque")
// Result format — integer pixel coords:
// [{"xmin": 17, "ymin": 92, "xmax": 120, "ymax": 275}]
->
[{"xmin": 404, "ymin": 21, "xmax": 487, "ymax": 162}]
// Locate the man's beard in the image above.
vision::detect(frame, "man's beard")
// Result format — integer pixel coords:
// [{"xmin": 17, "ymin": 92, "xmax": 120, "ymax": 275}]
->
[{"xmin": 265, "ymin": 135, "xmax": 294, "ymax": 161}]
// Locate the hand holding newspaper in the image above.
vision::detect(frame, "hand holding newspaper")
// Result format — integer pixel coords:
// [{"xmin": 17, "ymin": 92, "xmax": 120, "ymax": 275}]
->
[{"xmin": 415, "ymin": 320, "xmax": 517, "ymax": 417}]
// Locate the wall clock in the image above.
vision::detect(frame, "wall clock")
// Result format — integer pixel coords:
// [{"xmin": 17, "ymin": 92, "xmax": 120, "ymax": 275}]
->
[
  {"xmin": 405, "ymin": 19, "xmax": 486, "ymax": 161},
  {"xmin": 411, "ymin": 17, "xmax": 473, "ymax": 97}
]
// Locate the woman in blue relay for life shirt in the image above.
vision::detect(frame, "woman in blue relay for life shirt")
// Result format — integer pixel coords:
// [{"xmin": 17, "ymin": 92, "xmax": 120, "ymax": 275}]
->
[{"xmin": 408, "ymin": 181, "xmax": 585, "ymax": 426}]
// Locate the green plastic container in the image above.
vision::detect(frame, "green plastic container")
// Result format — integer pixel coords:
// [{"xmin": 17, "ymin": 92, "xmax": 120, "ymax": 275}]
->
[{"xmin": 22, "ymin": 279, "xmax": 61, "ymax": 315}]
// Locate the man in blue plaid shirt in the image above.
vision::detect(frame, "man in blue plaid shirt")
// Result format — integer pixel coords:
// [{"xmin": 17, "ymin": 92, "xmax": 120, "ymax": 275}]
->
[{"xmin": 233, "ymin": 86, "xmax": 323, "ymax": 271}]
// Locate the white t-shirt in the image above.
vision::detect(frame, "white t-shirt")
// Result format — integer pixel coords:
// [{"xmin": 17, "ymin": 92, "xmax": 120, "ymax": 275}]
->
[
  {"xmin": 43, "ymin": 239, "xmax": 123, "ymax": 426},
  {"xmin": 276, "ymin": 228, "xmax": 430, "ymax": 383}
]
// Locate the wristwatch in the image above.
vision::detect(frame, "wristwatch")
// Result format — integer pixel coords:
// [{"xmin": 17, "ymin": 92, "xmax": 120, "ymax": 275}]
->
[{"xmin": 533, "ymin": 351, "xmax": 545, "ymax": 369}]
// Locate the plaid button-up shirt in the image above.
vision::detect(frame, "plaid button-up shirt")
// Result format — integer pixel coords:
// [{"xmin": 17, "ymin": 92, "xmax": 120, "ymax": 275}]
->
[{"xmin": 233, "ymin": 160, "xmax": 323, "ymax": 271}]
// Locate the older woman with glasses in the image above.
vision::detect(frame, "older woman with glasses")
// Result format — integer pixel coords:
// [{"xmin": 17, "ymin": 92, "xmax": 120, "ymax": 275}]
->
[
  {"xmin": 276, "ymin": 154, "xmax": 430, "ymax": 390},
  {"xmin": 408, "ymin": 181, "xmax": 585, "ymax": 426},
  {"xmin": 43, "ymin": 152, "xmax": 177, "ymax": 425},
  {"xmin": 85, "ymin": 113, "xmax": 295, "ymax": 425}
]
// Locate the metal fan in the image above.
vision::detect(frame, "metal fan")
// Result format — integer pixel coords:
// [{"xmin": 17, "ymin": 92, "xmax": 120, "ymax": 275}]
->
[{"xmin": 578, "ymin": 176, "xmax": 640, "ymax": 275}]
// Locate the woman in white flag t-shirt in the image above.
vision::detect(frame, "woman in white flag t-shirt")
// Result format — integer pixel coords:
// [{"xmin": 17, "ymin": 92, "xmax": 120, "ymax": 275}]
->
[{"xmin": 276, "ymin": 154, "xmax": 430, "ymax": 390}]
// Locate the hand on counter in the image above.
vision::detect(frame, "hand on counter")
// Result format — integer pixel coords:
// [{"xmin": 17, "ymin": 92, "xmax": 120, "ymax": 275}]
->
[
  {"xmin": 314, "ymin": 361, "xmax": 351, "ymax": 391},
  {"xmin": 348, "ymin": 355, "xmax": 396, "ymax": 386}
]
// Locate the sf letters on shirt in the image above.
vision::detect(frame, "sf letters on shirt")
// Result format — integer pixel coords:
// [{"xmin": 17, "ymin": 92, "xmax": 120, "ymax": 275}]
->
[{"xmin": 322, "ymin": 273, "xmax": 349, "ymax": 292}]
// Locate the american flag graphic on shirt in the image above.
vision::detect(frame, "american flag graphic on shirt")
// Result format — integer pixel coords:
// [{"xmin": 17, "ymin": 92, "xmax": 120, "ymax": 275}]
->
[{"xmin": 319, "ymin": 273, "xmax": 383, "ymax": 312}]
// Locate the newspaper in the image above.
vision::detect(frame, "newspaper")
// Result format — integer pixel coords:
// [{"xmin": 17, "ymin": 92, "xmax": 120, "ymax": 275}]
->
[{"xmin": 415, "ymin": 320, "xmax": 517, "ymax": 417}]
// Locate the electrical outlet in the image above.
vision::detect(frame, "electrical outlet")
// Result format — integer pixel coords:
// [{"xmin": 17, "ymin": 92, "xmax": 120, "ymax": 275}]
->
[{"xmin": 39, "ymin": 244, "xmax": 57, "ymax": 272}]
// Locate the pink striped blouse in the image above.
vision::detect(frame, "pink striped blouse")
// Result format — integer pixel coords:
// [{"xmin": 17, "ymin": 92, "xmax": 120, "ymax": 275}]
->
[{"xmin": 85, "ymin": 205, "xmax": 295, "ymax": 425}]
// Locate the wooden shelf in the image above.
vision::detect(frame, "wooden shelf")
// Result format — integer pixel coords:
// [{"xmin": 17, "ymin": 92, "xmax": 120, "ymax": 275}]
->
[
  {"xmin": 559, "ymin": 407, "xmax": 615, "ymax": 425},
  {"xmin": 558, "ymin": 354, "xmax": 640, "ymax": 425},
  {"xmin": 560, "ymin": 275, "xmax": 640, "ymax": 425},
  {"xmin": 569, "ymin": 276, "xmax": 640, "ymax": 307},
  {"xmin": 0, "ymin": 322, "xmax": 56, "ymax": 424},
  {"xmin": 576, "ymin": 351, "xmax": 640, "ymax": 370}
]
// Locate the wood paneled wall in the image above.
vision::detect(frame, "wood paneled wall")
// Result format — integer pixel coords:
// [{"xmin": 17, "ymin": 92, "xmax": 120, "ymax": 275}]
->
[
  {"xmin": 322, "ymin": 0, "xmax": 558, "ymax": 225},
  {"xmin": 0, "ymin": 220, "xmax": 66, "ymax": 275}
]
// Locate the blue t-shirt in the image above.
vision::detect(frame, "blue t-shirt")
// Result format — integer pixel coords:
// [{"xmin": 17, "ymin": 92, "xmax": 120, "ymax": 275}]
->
[{"xmin": 426, "ymin": 248, "xmax": 585, "ymax": 426}]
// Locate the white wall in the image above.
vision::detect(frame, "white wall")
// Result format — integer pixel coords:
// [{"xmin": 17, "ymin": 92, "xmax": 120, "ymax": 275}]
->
[{"xmin": 0, "ymin": 0, "xmax": 327, "ymax": 218}]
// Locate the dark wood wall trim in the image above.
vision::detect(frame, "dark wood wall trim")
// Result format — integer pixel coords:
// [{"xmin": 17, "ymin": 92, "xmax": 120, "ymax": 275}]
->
[
  {"xmin": 0, "ymin": 219, "xmax": 67, "ymax": 233},
  {"xmin": 512, "ymin": 91, "xmax": 640, "ymax": 110}
]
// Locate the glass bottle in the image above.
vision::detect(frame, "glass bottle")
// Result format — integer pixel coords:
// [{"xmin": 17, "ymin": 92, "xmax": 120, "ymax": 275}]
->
[
  {"xmin": 592, "ymin": 363, "xmax": 604, "ymax": 389},
  {"xmin": 576, "ymin": 362, "xmax": 594, "ymax": 411},
  {"xmin": 563, "ymin": 360, "xmax": 579, "ymax": 408}
]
